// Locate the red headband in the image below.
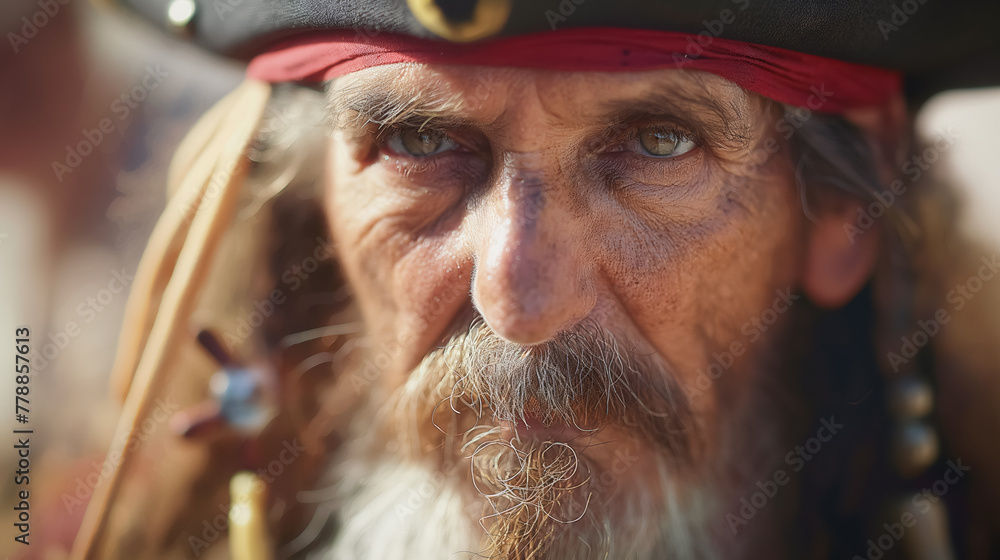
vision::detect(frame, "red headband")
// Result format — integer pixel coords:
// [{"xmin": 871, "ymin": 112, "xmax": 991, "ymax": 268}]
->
[{"xmin": 247, "ymin": 27, "xmax": 901, "ymax": 114}]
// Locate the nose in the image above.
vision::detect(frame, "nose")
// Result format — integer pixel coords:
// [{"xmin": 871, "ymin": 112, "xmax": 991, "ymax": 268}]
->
[{"xmin": 471, "ymin": 152, "xmax": 596, "ymax": 345}]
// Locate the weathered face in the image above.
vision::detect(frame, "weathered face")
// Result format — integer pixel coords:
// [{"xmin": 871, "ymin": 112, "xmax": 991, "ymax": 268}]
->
[
  {"xmin": 325, "ymin": 63, "xmax": 806, "ymax": 412},
  {"xmin": 321, "ymin": 64, "xmax": 814, "ymax": 557}
]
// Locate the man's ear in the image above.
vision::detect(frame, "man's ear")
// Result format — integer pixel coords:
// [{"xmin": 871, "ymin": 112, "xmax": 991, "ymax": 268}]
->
[
  {"xmin": 801, "ymin": 96, "xmax": 906, "ymax": 309},
  {"xmin": 801, "ymin": 201, "xmax": 880, "ymax": 309}
]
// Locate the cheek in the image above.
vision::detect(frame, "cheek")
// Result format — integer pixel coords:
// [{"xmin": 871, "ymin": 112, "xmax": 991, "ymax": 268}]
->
[
  {"xmin": 325, "ymin": 140, "xmax": 472, "ymax": 373},
  {"xmin": 602, "ymin": 164, "xmax": 804, "ymax": 382},
  {"xmin": 392, "ymin": 235, "xmax": 471, "ymax": 342},
  {"xmin": 326, "ymin": 141, "xmax": 402, "ymax": 341}
]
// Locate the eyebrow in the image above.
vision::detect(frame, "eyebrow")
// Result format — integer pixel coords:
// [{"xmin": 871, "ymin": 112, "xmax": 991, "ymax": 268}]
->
[
  {"xmin": 594, "ymin": 86, "xmax": 754, "ymax": 151},
  {"xmin": 327, "ymin": 80, "xmax": 474, "ymax": 134},
  {"xmin": 327, "ymin": 73, "xmax": 756, "ymax": 150}
]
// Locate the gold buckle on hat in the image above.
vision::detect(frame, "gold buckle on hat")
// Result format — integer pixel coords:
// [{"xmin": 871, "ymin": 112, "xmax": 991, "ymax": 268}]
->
[{"xmin": 406, "ymin": 0, "xmax": 512, "ymax": 42}]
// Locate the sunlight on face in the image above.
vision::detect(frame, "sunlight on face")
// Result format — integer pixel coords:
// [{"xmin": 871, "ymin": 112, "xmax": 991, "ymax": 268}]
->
[
  {"xmin": 325, "ymin": 63, "xmax": 804, "ymax": 407},
  {"xmin": 318, "ymin": 62, "xmax": 815, "ymax": 560}
]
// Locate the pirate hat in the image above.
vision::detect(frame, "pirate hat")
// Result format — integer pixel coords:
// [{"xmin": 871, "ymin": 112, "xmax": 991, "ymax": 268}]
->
[{"xmin": 127, "ymin": 0, "xmax": 1000, "ymax": 101}]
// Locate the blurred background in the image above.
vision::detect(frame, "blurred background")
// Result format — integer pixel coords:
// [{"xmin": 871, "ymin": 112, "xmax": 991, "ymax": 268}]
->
[
  {"xmin": 0, "ymin": 1, "xmax": 241, "ymax": 556},
  {"xmin": 0, "ymin": 1, "xmax": 998, "ymax": 558}
]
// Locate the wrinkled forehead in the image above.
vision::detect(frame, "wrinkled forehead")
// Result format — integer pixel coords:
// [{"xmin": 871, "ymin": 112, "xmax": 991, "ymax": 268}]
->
[{"xmin": 328, "ymin": 62, "xmax": 756, "ymax": 129}]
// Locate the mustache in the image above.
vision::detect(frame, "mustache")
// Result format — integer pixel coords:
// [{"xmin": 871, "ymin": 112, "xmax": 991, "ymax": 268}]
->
[
  {"xmin": 356, "ymin": 318, "xmax": 702, "ymax": 559},
  {"xmin": 398, "ymin": 317, "xmax": 697, "ymax": 461}
]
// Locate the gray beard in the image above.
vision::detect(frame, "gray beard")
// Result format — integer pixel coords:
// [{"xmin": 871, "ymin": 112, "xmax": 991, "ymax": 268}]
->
[
  {"xmin": 292, "ymin": 317, "xmax": 792, "ymax": 560},
  {"xmin": 310, "ymin": 454, "xmax": 718, "ymax": 560}
]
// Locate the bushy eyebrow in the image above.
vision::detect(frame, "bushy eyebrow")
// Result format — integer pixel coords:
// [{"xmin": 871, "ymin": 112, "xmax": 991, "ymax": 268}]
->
[
  {"xmin": 595, "ymin": 87, "xmax": 754, "ymax": 151},
  {"xmin": 326, "ymin": 80, "xmax": 474, "ymax": 134},
  {"xmin": 327, "ymin": 72, "xmax": 757, "ymax": 150}
]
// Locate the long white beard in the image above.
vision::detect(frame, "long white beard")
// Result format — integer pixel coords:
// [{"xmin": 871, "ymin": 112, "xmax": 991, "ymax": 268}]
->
[
  {"xmin": 296, "ymin": 318, "xmax": 784, "ymax": 560},
  {"xmin": 311, "ymin": 450, "xmax": 720, "ymax": 560}
]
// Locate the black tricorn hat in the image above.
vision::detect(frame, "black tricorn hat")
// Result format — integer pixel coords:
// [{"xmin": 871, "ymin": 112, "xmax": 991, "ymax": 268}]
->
[{"xmin": 122, "ymin": 0, "xmax": 1000, "ymax": 103}]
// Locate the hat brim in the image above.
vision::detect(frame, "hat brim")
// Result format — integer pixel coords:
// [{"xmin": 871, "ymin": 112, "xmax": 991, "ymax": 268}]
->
[{"xmin": 125, "ymin": 0, "xmax": 1000, "ymax": 101}]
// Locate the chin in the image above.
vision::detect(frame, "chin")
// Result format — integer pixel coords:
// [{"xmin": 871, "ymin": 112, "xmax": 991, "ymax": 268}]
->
[
  {"xmin": 320, "ymin": 442, "xmax": 723, "ymax": 560},
  {"xmin": 300, "ymin": 317, "xmax": 780, "ymax": 560}
]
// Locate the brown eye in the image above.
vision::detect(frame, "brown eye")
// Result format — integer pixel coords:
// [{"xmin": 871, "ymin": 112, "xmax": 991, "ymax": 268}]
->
[
  {"xmin": 387, "ymin": 128, "xmax": 457, "ymax": 157},
  {"xmin": 637, "ymin": 127, "xmax": 695, "ymax": 158}
]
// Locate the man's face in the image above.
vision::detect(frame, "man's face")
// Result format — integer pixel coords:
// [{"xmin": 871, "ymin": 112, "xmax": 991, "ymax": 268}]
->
[{"xmin": 321, "ymin": 64, "xmax": 810, "ymax": 556}]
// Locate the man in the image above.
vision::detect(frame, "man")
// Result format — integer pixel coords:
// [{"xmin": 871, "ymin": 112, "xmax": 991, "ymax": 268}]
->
[{"xmin": 69, "ymin": 1, "xmax": 1000, "ymax": 559}]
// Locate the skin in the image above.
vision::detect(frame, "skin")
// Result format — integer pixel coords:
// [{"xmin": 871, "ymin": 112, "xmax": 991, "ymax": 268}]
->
[
  {"xmin": 319, "ymin": 63, "xmax": 884, "ymax": 555},
  {"xmin": 325, "ymin": 62, "xmax": 876, "ymax": 394}
]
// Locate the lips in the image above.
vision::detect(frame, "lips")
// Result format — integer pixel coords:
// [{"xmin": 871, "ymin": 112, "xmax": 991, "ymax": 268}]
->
[
  {"xmin": 498, "ymin": 413, "xmax": 593, "ymax": 443},
  {"xmin": 393, "ymin": 316, "xmax": 696, "ymax": 464}
]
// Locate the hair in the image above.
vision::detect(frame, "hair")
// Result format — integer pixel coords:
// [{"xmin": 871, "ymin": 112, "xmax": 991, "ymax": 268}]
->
[
  {"xmin": 772, "ymin": 105, "xmax": 975, "ymax": 557},
  {"xmin": 234, "ymin": 81, "xmax": 967, "ymax": 558}
]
